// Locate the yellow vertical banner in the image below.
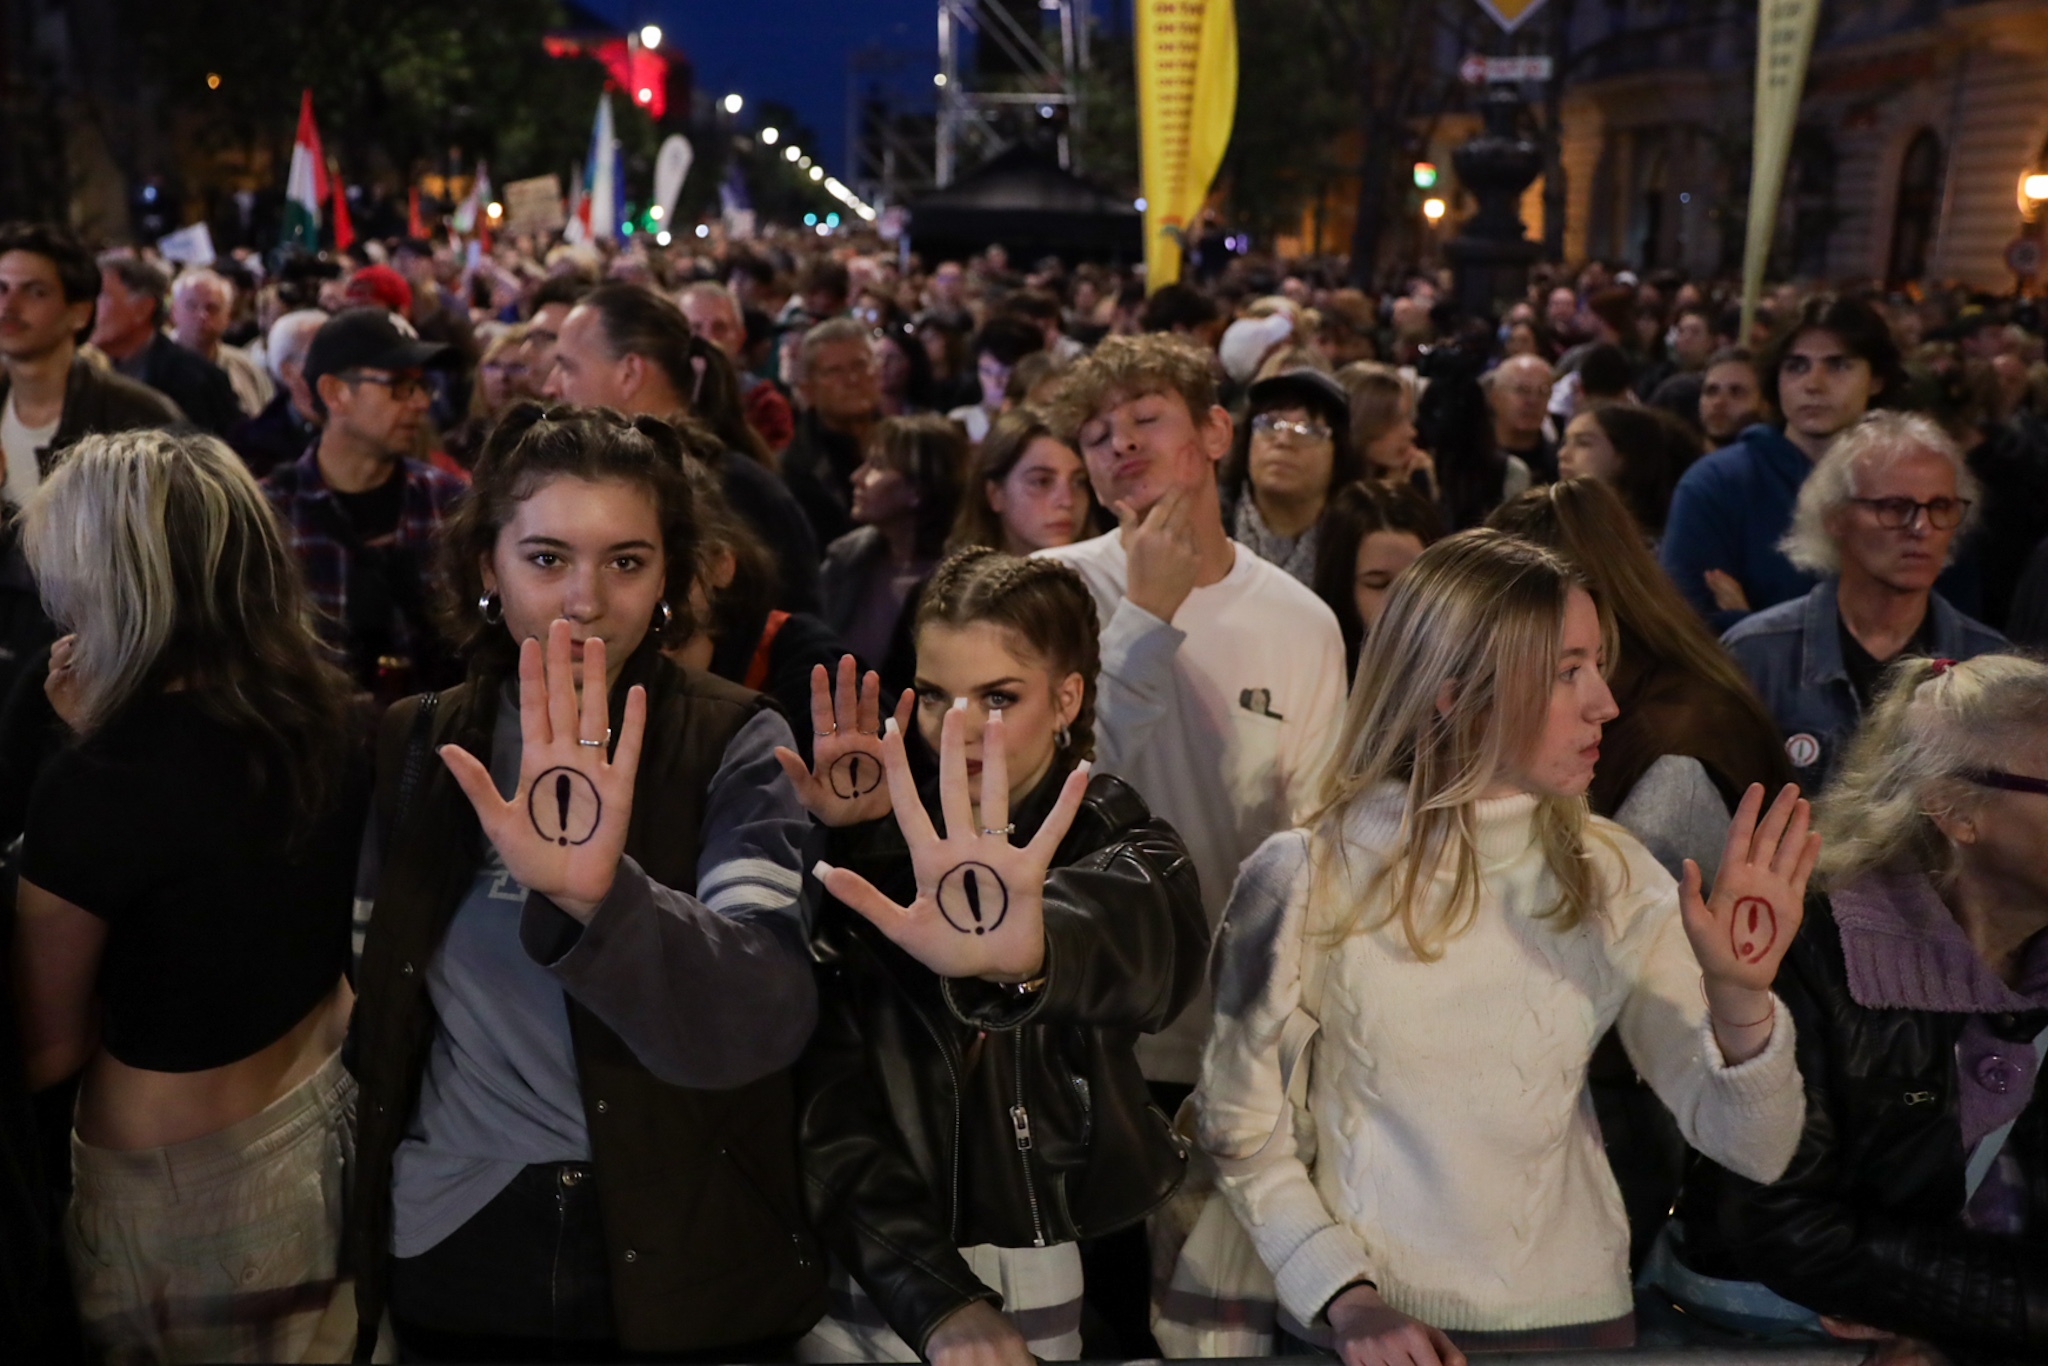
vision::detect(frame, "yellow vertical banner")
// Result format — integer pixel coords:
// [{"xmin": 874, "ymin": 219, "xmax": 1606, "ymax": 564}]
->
[
  {"xmin": 1136, "ymin": 0, "xmax": 1238, "ymax": 291},
  {"xmin": 1742, "ymin": 0, "xmax": 1822, "ymax": 338}
]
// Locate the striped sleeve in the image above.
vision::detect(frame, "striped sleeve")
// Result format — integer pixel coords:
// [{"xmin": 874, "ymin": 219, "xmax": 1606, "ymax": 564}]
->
[{"xmin": 695, "ymin": 709, "xmax": 811, "ymax": 920}]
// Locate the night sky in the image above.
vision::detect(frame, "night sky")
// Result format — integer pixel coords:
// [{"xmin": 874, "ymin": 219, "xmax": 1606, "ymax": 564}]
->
[{"xmin": 578, "ymin": 0, "xmax": 941, "ymax": 179}]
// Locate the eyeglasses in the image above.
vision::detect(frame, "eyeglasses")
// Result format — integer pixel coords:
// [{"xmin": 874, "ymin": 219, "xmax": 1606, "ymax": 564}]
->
[
  {"xmin": 1252, "ymin": 414, "xmax": 1331, "ymax": 442},
  {"xmin": 346, "ymin": 371, "xmax": 427, "ymax": 402},
  {"xmin": 1958, "ymin": 768, "xmax": 2048, "ymax": 798},
  {"xmin": 1849, "ymin": 496, "xmax": 1972, "ymax": 530}
]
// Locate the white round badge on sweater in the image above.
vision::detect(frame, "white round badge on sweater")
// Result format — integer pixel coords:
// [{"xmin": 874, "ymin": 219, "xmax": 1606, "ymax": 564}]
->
[{"xmin": 1785, "ymin": 733, "xmax": 1821, "ymax": 769}]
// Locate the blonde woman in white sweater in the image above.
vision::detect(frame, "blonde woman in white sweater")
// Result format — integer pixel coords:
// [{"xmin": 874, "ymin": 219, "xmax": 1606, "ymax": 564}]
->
[{"xmin": 1196, "ymin": 530, "xmax": 1818, "ymax": 1365}]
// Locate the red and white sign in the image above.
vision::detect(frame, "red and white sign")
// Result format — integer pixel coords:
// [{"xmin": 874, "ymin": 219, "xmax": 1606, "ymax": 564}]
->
[{"xmin": 1460, "ymin": 54, "xmax": 1555, "ymax": 84}]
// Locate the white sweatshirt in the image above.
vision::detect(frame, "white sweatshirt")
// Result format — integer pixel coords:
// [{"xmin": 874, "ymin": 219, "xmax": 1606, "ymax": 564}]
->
[
  {"xmin": 1196, "ymin": 789, "xmax": 1805, "ymax": 1334},
  {"xmin": 1039, "ymin": 532, "xmax": 1348, "ymax": 1082}
]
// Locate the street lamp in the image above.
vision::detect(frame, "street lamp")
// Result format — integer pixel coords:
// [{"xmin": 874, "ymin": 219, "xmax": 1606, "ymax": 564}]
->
[
  {"xmin": 1423, "ymin": 197, "xmax": 1447, "ymax": 223},
  {"xmin": 809, "ymin": 165, "xmax": 824, "ymax": 181},
  {"xmin": 723, "ymin": 93, "xmax": 744, "ymax": 115},
  {"xmin": 785, "ymin": 145, "xmax": 802, "ymax": 163},
  {"xmin": 639, "ymin": 25, "xmax": 662, "ymax": 49},
  {"xmin": 761, "ymin": 127, "xmax": 779, "ymax": 145}
]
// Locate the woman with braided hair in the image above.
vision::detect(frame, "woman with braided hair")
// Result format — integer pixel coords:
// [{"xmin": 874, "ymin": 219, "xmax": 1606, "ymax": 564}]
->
[{"xmin": 777, "ymin": 547, "xmax": 1209, "ymax": 1366}]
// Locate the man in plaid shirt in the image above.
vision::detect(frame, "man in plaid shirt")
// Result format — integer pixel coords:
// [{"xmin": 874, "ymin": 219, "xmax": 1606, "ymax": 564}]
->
[{"xmin": 264, "ymin": 308, "xmax": 466, "ymax": 695}]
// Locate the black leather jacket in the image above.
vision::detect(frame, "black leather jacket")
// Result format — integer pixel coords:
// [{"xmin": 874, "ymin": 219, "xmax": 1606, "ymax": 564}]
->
[
  {"xmin": 796, "ymin": 767, "xmax": 1207, "ymax": 1353},
  {"xmin": 1681, "ymin": 897, "xmax": 2048, "ymax": 1361}
]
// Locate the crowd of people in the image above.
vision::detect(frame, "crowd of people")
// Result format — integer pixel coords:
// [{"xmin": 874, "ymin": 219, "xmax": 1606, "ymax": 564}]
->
[{"xmin": 0, "ymin": 211, "xmax": 2043, "ymax": 1366}]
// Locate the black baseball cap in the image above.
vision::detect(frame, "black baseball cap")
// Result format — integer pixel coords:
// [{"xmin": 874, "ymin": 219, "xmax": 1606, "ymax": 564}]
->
[
  {"xmin": 1246, "ymin": 367, "xmax": 1351, "ymax": 427},
  {"xmin": 303, "ymin": 306, "xmax": 453, "ymax": 389}
]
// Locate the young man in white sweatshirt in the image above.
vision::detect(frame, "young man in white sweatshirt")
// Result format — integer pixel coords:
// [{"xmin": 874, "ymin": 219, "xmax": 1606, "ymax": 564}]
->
[{"xmin": 1040, "ymin": 333, "xmax": 1347, "ymax": 1093}]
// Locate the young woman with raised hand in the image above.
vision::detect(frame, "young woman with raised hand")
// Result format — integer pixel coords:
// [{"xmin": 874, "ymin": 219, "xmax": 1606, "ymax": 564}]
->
[
  {"xmin": 776, "ymin": 548, "xmax": 1208, "ymax": 1366},
  {"xmin": 346, "ymin": 404, "xmax": 823, "ymax": 1363},
  {"xmin": 1674, "ymin": 654, "xmax": 2048, "ymax": 1363},
  {"xmin": 1197, "ymin": 529, "xmax": 1818, "ymax": 1365},
  {"xmin": 13, "ymin": 429, "xmax": 366, "ymax": 1363}
]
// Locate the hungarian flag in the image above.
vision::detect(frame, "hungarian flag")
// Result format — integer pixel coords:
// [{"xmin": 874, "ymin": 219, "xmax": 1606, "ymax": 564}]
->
[{"xmin": 282, "ymin": 89, "xmax": 327, "ymax": 249}]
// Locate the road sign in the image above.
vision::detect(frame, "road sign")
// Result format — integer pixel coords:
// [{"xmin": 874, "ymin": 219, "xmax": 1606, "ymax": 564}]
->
[
  {"xmin": 1473, "ymin": 0, "xmax": 1551, "ymax": 34},
  {"xmin": 2007, "ymin": 237, "xmax": 2041, "ymax": 278},
  {"xmin": 1460, "ymin": 54, "xmax": 1555, "ymax": 83}
]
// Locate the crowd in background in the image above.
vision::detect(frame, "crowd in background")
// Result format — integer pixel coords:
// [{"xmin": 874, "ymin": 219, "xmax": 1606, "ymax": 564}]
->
[{"xmin": 0, "ymin": 211, "xmax": 2044, "ymax": 1366}]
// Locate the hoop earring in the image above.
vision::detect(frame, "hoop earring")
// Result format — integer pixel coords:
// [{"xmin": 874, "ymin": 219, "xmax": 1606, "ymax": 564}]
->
[
  {"xmin": 478, "ymin": 591, "xmax": 503, "ymax": 625},
  {"xmin": 1056, "ymin": 722, "xmax": 1072, "ymax": 750},
  {"xmin": 654, "ymin": 600, "xmax": 674, "ymax": 633}
]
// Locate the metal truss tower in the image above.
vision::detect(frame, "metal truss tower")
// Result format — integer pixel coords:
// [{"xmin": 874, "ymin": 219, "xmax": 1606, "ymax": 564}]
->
[{"xmin": 935, "ymin": 0, "xmax": 1090, "ymax": 187}]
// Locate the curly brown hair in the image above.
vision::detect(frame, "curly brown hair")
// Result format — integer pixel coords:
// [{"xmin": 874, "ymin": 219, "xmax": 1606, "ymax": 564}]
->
[
  {"xmin": 436, "ymin": 403, "xmax": 700, "ymax": 673},
  {"xmin": 914, "ymin": 547, "xmax": 1100, "ymax": 763}
]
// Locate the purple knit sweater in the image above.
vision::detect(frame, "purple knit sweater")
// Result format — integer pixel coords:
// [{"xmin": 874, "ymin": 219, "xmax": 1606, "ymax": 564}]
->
[{"xmin": 1829, "ymin": 870, "xmax": 2048, "ymax": 1232}]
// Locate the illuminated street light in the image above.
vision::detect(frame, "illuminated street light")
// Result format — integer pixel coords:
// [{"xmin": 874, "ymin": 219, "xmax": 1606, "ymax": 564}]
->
[
  {"xmin": 639, "ymin": 25, "xmax": 662, "ymax": 49},
  {"xmin": 696, "ymin": 224, "xmax": 710, "ymax": 238},
  {"xmin": 761, "ymin": 127, "xmax": 779, "ymax": 145},
  {"xmin": 809, "ymin": 165, "xmax": 824, "ymax": 181},
  {"xmin": 649, "ymin": 205, "xmax": 664, "ymax": 220},
  {"xmin": 723, "ymin": 93, "xmax": 744, "ymax": 115},
  {"xmin": 1423, "ymin": 198, "xmax": 1447, "ymax": 222},
  {"xmin": 934, "ymin": 73, "xmax": 948, "ymax": 87},
  {"xmin": 2026, "ymin": 174, "xmax": 2048, "ymax": 202},
  {"xmin": 785, "ymin": 145, "xmax": 802, "ymax": 163},
  {"xmin": 486, "ymin": 202, "xmax": 503, "ymax": 219},
  {"xmin": 656, "ymin": 231, "xmax": 672, "ymax": 245},
  {"xmin": 206, "ymin": 73, "xmax": 221, "ymax": 89}
]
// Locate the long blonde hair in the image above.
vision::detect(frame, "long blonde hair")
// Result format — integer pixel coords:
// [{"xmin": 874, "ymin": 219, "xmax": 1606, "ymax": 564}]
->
[
  {"xmin": 1815, "ymin": 653, "xmax": 2048, "ymax": 888},
  {"xmin": 21, "ymin": 429, "xmax": 356, "ymax": 836},
  {"xmin": 1308, "ymin": 529, "xmax": 1615, "ymax": 959}
]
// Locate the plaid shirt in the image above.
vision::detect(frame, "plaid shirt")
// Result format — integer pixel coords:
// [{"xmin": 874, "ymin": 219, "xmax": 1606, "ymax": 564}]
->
[{"xmin": 263, "ymin": 447, "xmax": 468, "ymax": 681}]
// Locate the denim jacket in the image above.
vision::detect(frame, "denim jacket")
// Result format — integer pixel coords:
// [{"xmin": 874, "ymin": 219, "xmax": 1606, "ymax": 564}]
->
[{"xmin": 1721, "ymin": 579, "xmax": 2005, "ymax": 791}]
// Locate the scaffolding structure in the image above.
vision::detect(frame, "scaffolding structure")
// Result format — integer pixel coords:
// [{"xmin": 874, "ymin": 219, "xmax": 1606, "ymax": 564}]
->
[{"xmin": 934, "ymin": 0, "xmax": 1090, "ymax": 187}]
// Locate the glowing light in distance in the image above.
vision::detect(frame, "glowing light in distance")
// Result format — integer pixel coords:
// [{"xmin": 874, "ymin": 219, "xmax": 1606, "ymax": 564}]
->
[
  {"xmin": 934, "ymin": 73, "xmax": 948, "ymax": 87},
  {"xmin": 649, "ymin": 205, "xmax": 663, "ymax": 220},
  {"xmin": 1423, "ymin": 197, "xmax": 1447, "ymax": 222},
  {"xmin": 785, "ymin": 145, "xmax": 802, "ymax": 162},
  {"xmin": 762, "ymin": 127, "xmax": 779, "ymax": 144},
  {"xmin": 656, "ymin": 231, "xmax": 671, "ymax": 245},
  {"xmin": 696, "ymin": 224, "xmax": 710, "ymax": 238},
  {"xmin": 639, "ymin": 25, "xmax": 662, "ymax": 49},
  {"xmin": 486, "ymin": 202, "xmax": 503, "ymax": 219},
  {"xmin": 723, "ymin": 93, "xmax": 743, "ymax": 115},
  {"xmin": 2026, "ymin": 174, "xmax": 2048, "ymax": 201},
  {"xmin": 809, "ymin": 165, "xmax": 824, "ymax": 181}
]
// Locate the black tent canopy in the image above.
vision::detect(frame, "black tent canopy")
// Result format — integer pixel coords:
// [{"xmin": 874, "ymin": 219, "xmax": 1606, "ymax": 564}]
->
[{"xmin": 906, "ymin": 146, "xmax": 1141, "ymax": 264}]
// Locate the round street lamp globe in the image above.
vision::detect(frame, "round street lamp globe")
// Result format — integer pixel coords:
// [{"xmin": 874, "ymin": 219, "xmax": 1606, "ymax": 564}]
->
[
  {"xmin": 724, "ymin": 93, "xmax": 744, "ymax": 115},
  {"xmin": 762, "ymin": 127, "xmax": 780, "ymax": 145},
  {"xmin": 639, "ymin": 25, "xmax": 662, "ymax": 49},
  {"xmin": 1423, "ymin": 197, "xmax": 1447, "ymax": 222}
]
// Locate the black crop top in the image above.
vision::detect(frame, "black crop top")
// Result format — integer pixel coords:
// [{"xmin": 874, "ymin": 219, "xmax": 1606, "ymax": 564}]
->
[{"xmin": 21, "ymin": 691, "xmax": 368, "ymax": 1073}]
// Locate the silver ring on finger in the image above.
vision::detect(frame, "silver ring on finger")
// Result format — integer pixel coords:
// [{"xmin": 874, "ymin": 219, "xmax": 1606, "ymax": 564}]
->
[
  {"xmin": 814, "ymin": 723, "xmax": 838, "ymax": 738},
  {"xmin": 578, "ymin": 728, "xmax": 612, "ymax": 748},
  {"xmin": 981, "ymin": 824, "xmax": 1016, "ymax": 837}
]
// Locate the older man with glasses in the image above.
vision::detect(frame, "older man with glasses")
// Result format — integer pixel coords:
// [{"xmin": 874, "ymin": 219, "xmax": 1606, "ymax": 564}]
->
[
  {"xmin": 263, "ymin": 307, "xmax": 465, "ymax": 699},
  {"xmin": 1484, "ymin": 352, "xmax": 1558, "ymax": 482},
  {"xmin": 1722, "ymin": 411, "xmax": 2005, "ymax": 790}
]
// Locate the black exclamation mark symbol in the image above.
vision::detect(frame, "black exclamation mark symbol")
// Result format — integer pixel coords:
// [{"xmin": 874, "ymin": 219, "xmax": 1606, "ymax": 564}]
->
[
  {"xmin": 964, "ymin": 868, "xmax": 985, "ymax": 934},
  {"xmin": 555, "ymin": 773, "xmax": 572, "ymax": 845},
  {"xmin": 849, "ymin": 756, "xmax": 861, "ymax": 792}
]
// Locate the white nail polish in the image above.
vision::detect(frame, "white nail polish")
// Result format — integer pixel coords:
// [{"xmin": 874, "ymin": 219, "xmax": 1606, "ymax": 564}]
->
[
  {"xmin": 812, "ymin": 860, "xmax": 836, "ymax": 881},
  {"xmin": 952, "ymin": 696, "xmax": 969, "ymax": 711},
  {"xmin": 884, "ymin": 716, "xmax": 900, "ymax": 735},
  {"xmin": 1077, "ymin": 760, "xmax": 1093, "ymax": 777}
]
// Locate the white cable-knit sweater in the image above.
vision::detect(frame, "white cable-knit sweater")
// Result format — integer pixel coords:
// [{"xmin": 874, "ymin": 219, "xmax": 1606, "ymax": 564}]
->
[{"xmin": 1195, "ymin": 790, "xmax": 1805, "ymax": 1334}]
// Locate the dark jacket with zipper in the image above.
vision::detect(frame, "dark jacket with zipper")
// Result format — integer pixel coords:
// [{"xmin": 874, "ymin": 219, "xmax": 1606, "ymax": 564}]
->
[
  {"xmin": 797, "ymin": 766, "xmax": 1207, "ymax": 1353},
  {"xmin": 346, "ymin": 644, "xmax": 826, "ymax": 1358},
  {"xmin": 1680, "ymin": 899, "xmax": 2048, "ymax": 1361}
]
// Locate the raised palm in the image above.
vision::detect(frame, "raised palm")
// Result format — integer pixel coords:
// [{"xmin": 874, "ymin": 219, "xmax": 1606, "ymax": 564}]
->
[
  {"xmin": 815, "ymin": 705, "xmax": 1089, "ymax": 983},
  {"xmin": 440, "ymin": 620, "xmax": 646, "ymax": 921},
  {"xmin": 773, "ymin": 655, "xmax": 909, "ymax": 828},
  {"xmin": 1680, "ymin": 782, "xmax": 1820, "ymax": 991}
]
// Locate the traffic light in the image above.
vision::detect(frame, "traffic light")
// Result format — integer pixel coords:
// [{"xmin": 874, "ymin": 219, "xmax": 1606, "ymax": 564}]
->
[{"xmin": 1413, "ymin": 162, "xmax": 1438, "ymax": 189}]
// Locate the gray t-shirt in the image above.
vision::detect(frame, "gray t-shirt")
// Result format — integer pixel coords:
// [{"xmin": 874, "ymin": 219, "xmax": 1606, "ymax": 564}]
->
[{"xmin": 390, "ymin": 695, "xmax": 808, "ymax": 1257}]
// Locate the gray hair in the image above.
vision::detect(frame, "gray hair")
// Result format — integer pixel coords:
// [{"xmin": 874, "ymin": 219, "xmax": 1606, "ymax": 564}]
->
[
  {"xmin": 1777, "ymin": 410, "xmax": 1981, "ymax": 575},
  {"xmin": 1816, "ymin": 653, "xmax": 2048, "ymax": 887},
  {"xmin": 1482, "ymin": 353, "xmax": 1552, "ymax": 391},
  {"xmin": 21, "ymin": 428, "xmax": 292, "ymax": 735},
  {"xmin": 798, "ymin": 316, "xmax": 874, "ymax": 377},
  {"xmin": 266, "ymin": 308, "xmax": 329, "ymax": 381},
  {"xmin": 171, "ymin": 267, "xmax": 233, "ymax": 307},
  {"xmin": 99, "ymin": 255, "xmax": 170, "ymax": 321},
  {"xmin": 678, "ymin": 279, "xmax": 740, "ymax": 318}
]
